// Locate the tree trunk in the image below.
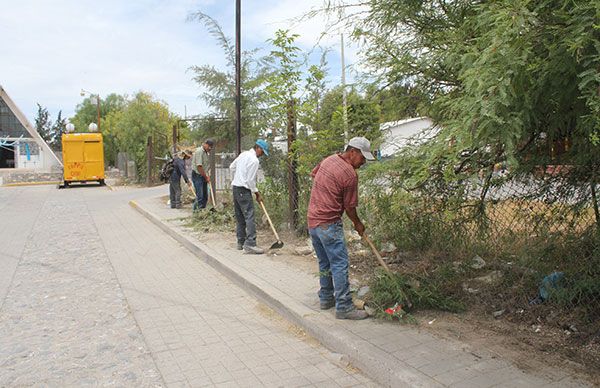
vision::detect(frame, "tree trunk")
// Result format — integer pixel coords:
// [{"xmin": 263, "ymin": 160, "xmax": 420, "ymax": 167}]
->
[{"xmin": 287, "ymin": 99, "xmax": 299, "ymax": 231}]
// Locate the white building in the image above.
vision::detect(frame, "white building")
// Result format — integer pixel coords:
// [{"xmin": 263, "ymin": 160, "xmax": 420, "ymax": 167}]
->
[
  {"xmin": 379, "ymin": 117, "xmax": 435, "ymax": 157},
  {"xmin": 0, "ymin": 85, "xmax": 62, "ymax": 171}
]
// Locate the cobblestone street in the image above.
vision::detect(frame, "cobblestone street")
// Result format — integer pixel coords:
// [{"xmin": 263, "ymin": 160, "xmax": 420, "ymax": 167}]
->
[{"xmin": 0, "ymin": 185, "xmax": 376, "ymax": 387}]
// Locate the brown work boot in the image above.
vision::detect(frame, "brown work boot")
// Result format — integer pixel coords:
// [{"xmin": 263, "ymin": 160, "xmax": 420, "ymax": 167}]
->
[{"xmin": 335, "ymin": 308, "xmax": 369, "ymax": 320}]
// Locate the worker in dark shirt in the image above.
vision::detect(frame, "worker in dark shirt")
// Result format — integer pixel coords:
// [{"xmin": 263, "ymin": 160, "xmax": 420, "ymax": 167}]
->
[{"xmin": 170, "ymin": 150, "xmax": 192, "ymax": 209}]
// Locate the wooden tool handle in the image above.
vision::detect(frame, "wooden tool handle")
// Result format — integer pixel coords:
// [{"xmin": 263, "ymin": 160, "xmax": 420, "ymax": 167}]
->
[
  {"xmin": 259, "ymin": 201, "xmax": 281, "ymax": 241},
  {"xmin": 363, "ymin": 234, "xmax": 391, "ymax": 272},
  {"xmin": 207, "ymin": 182, "xmax": 217, "ymax": 207}
]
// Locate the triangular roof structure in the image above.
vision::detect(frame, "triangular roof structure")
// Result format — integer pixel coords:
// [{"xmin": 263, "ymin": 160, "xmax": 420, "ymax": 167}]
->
[{"xmin": 0, "ymin": 84, "xmax": 62, "ymax": 170}]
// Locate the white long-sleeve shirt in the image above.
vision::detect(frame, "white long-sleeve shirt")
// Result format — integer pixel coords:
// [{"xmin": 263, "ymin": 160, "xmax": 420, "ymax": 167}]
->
[{"xmin": 229, "ymin": 148, "xmax": 260, "ymax": 193}]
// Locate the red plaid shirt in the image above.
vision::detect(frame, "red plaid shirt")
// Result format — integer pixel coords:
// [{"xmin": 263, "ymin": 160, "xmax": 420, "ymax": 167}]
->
[{"xmin": 307, "ymin": 154, "xmax": 358, "ymax": 229}]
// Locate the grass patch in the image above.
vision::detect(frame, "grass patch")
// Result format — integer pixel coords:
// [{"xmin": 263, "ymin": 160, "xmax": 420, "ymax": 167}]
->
[{"xmin": 184, "ymin": 208, "xmax": 236, "ymax": 233}]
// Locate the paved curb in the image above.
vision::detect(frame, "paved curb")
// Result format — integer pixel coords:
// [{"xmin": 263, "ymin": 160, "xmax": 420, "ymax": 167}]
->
[
  {"xmin": 2, "ymin": 181, "xmax": 61, "ymax": 187},
  {"xmin": 130, "ymin": 199, "xmax": 445, "ymax": 388}
]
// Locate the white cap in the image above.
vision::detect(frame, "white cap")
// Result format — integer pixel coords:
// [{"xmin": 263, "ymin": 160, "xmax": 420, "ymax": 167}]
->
[{"xmin": 348, "ymin": 137, "xmax": 375, "ymax": 160}]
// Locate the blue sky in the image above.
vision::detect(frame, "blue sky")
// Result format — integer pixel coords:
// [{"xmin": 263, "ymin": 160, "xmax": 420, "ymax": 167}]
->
[{"xmin": 0, "ymin": 0, "xmax": 361, "ymax": 126}]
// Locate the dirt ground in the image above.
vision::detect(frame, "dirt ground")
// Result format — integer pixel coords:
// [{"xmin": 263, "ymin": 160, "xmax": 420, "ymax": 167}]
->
[
  {"xmin": 261, "ymin": 227, "xmax": 599, "ymax": 385},
  {"xmin": 177, "ymin": 191, "xmax": 599, "ymax": 384}
]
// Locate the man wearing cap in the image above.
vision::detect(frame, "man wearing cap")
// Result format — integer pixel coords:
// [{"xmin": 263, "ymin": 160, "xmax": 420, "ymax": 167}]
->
[
  {"xmin": 229, "ymin": 139, "xmax": 270, "ymax": 254},
  {"xmin": 307, "ymin": 136, "xmax": 375, "ymax": 320},
  {"xmin": 191, "ymin": 139, "xmax": 215, "ymax": 211},
  {"xmin": 170, "ymin": 150, "xmax": 193, "ymax": 209}
]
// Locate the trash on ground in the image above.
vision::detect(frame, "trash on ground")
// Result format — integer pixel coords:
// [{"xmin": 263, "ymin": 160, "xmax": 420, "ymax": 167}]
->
[
  {"xmin": 529, "ymin": 271, "xmax": 565, "ymax": 305},
  {"xmin": 385, "ymin": 303, "xmax": 405, "ymax": 319}
]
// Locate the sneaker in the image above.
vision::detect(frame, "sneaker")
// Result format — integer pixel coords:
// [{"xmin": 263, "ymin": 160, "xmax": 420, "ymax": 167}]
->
[
  {"xmin": 243, "ymin": 245, "xmax": 264, "ymax": 254},
  {"xmin": 320, "ymin": 300, "xmax": 335, "ymax": 310},
  {"xmin": 335, "ymin": 308, "xmax": 369, "ymax": 320},
  {"xmin": 237, "ymin": 243, "xmax": 243, "ymax": 250}
]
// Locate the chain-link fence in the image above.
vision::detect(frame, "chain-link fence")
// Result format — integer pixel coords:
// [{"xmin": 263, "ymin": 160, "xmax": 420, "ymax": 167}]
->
[
  {"xmin": 256, "ymin": 140, "xmax": 599, "ymax": 366},
  {"xmin": 214, "ymin": 136, "xmax": 600, "ymax": 334},
  {"xmin": 361, "ymin": 163, "xmax": 600, "ymax": 338}
]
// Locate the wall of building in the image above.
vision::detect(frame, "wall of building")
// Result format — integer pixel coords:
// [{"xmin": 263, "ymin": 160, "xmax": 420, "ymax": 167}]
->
[{"xmin": 379, "ymin": 118, "xmax": 434, "ymax": 157}]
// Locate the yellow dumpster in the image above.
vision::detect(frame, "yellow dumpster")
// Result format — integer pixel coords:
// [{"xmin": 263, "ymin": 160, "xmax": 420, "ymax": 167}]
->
[{"xmin": 61, "ymin": 132, "xmax": 105, "ymax": 187}]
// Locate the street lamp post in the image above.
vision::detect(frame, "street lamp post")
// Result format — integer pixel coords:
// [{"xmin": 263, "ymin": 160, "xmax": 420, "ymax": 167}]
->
[
  {"xmin": 80, "ymin": 89, "xmax": 101, "ymax": 133},
  {"xmin": 235, "ymin": 0, "xmax": 241, "ymax": 155}
]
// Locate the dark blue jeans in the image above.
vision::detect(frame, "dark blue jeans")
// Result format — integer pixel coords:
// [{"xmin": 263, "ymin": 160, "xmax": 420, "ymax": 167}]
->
[
  {"xmin": 309, "ymin": 221, "xmax": 353, "ymax": 312},
  {"xmin": 169, "ymin": 177, "xmax": 182, "ymax": 208},
  {"xmin": 191, "ymin": 171, "xmax": 208, "ymax": 210},
  {"xmin": 233, "ymin": 186, "xmax": 256, "ymax": 247}
]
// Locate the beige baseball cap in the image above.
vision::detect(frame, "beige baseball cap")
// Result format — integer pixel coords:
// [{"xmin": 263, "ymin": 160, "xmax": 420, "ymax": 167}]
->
[{"xmin": 348, "ymin": 137, "xmax": 375, "ymax": 160}]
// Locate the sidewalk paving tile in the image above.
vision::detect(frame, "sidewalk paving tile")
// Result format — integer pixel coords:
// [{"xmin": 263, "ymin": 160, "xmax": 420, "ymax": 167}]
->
[{"xmin": 130, "ymin": 195, "xmax": 593, "ymax": 388}]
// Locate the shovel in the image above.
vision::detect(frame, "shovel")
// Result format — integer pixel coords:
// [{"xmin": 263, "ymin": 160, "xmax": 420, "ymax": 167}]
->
[
  {"xmin": 207, "ymin": 181, "xmax": 217, "ymax": 212},
  {"xmin": 188, "ymin": 182, "xmax": 197, "ymax": 200},
  {"xmin": 362, "ymin": 234, "xmax": 391, "ymax": 272},
  {"xmin": 258, "ymin": 200, "xmax": 284, "ymax": 249}
]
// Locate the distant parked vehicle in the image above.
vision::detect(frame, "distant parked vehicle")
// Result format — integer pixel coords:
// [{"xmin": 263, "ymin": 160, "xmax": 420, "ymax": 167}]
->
[{"xmin": 59, "ymin": 132, "xmax": 105, "ymax": 188}]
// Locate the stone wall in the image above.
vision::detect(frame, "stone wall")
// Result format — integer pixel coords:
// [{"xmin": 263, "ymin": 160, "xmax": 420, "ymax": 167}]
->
[{"xmin": 0, "ymin": 170, "xmax": 64, "ymax": 185}]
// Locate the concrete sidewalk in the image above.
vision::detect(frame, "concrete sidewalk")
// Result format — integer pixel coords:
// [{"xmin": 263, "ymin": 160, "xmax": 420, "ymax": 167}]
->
[{"xmin": 130, "ymin": 195, "xmax": 589, "ymax": 388}]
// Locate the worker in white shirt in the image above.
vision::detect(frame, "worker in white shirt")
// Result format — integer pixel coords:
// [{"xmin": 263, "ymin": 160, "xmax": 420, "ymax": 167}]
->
[{"xmin": 229, "ymin": 139, "xmax": 270, "ymax": 254}]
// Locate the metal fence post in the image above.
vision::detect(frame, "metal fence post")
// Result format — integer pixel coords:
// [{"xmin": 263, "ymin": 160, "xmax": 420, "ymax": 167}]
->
[
  {"xmin": 146, "ymin": 136, "xmax": 153, "ymax": 186},
  {"xmin": 210, "ymin": 147, "xmax": 216, "ymax": 192}
]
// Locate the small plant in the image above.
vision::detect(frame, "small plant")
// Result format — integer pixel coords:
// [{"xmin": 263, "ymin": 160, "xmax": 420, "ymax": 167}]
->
[{"xmin": 367, "ymin": 268, "xmax": 465, "ymax": 320}]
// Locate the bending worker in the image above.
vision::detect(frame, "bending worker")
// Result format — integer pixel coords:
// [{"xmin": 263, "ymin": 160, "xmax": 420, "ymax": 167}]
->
[
  {"xmin": 170, "ymin": 149, "xmax": 192, "ymax": 209},
  {"xmin": 307, "ymin": 137, "xmax": 375, "ymax": 320},
  {"xmin": 191, "ymin": 139, "xmax": 215, "ymax": 211},
  {"xmin": 229, "ymin": 139, "xmax": 270, "ymax": 254}
]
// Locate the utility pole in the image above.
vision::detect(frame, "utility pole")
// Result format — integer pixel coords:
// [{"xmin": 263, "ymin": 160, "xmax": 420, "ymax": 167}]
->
[
  {"xmin": 341, "ymin": 34, "xmax": 348, "ymax": 144},
  {"xmin": 287, "ymin": 99, "xmax": 298, "ymax": 230},
  {"xmin": 235, "ymin": 0, "xmax": 242, "ymax": 155}
]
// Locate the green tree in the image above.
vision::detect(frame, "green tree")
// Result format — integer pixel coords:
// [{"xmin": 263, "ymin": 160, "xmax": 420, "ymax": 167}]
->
[
  {"xmin": 328, "ymin": 0, "xmax": 599, "ymax": 176},
  {"xmin": 298, "ymin": 52, "xmax": 329, "ymax": 134},
  {"xmin": 264, "ymin": 29, "xmax": 303, "ymax": 137},
  {"xmin": 366, "ymin": 83, "xmax": 429, "ymax": 123},
  {"xmin": 107, "ymin": 92, "xmax": 177, "ymax": 180},
  {"xmin": 34, "ymin": 103, "xmax": 52, "ymax": 143},
  {"xmin": 70, "ymin": 93, "xmax": 127, "ymax": 134},
  {"xmin": 188, "ymin": 12, "xmax": 272, "ymax": 147},
  {"xmin": 70, "ymin": 97, "xmax": 100, "ymax": 133},
  {"xmin": 49, "ymin": 111, "xmax": 66, "ymax": 150},
  {"xmin": 319, "ymin": 86, "xmax": 381, "ymax": 143},
  {"xmin": 35, "ymin": 104, "xmax": 67, "ymax": 150}
]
